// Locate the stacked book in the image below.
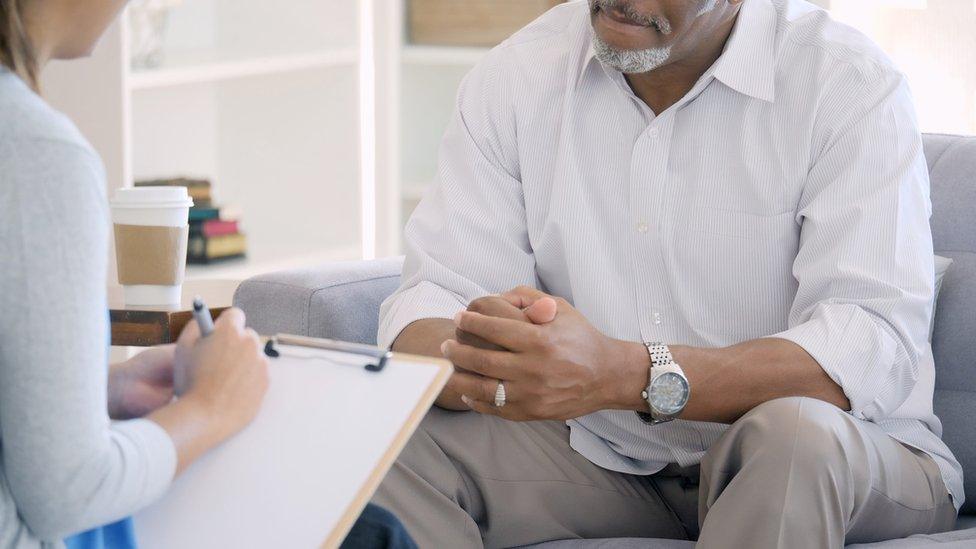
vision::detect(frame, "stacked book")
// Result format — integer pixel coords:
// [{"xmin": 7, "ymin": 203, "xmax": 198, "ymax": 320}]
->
[{"xmin": 134, "ymin": 178, "xmax": 247, "ymax": 264}]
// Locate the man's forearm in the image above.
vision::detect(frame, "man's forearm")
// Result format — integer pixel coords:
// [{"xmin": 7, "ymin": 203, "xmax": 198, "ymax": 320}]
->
[
  {"xmin": 614, "ymin": 337, "xmax": 850, "ymax": 424},
  {"xmin": 392, "ymin": 318, "xmax": 470, "ymax": 411}
]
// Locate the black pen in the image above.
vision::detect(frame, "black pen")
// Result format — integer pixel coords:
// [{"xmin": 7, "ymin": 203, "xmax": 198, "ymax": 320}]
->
[{"xmin": 192, "ymin": 296, "xmax": 215, "ymax": 337}]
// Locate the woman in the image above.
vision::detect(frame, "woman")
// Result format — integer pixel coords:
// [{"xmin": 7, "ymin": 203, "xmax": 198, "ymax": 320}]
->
[{"xmin": 0, "ymin": 1, "xmax": 415, "ymax": 548}]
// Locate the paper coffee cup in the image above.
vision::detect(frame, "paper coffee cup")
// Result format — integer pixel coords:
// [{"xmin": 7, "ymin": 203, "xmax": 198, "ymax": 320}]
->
[{"xmin": 111, "ymin": 187, "xmax": 194, "ymax": 306}]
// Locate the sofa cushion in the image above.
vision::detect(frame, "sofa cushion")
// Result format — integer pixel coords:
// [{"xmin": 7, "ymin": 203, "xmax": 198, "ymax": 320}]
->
[
  {"xmin": 922, "ymin": 134, "xmax": 976, "ymax": 514},
  {"xmin": 925, "ymin": 135, "xmax": 976, "ymax": 254},
  {"xmin": 929, "ymin": 255, "xmax": 952, "ymax": 341},
  {"xmin": 234, "ymin": 257, "xmax": 403, "ymax": 344}
]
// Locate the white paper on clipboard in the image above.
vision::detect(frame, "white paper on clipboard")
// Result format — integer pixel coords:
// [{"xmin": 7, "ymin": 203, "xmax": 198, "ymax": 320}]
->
[{"xmin": 134, "ymin": 335, "xmax": 451, "ymax": 549}]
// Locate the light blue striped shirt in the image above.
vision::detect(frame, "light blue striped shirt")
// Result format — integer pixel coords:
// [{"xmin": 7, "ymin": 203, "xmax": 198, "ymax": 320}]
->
[{"xmin": 378, "ymin": 0, "xmax": 963, "ymax": 510}]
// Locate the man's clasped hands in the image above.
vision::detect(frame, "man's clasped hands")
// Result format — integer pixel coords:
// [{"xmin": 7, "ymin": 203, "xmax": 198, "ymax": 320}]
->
[{"xmin": 443, "ymin": 287, "xmax": 647, "ymax": 422}]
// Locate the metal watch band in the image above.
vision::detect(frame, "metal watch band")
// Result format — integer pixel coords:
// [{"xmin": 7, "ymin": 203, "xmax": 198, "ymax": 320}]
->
[
  {"xmin": 646, "ymin": 342, "xmax": 674, "ymax": 369},
  {"xmin": 637, "ymin": 342, "xmax": 676, "ymax": 424}
]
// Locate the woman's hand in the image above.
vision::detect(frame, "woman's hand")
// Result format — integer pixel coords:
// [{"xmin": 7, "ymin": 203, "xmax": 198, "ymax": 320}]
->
[
  {"xmin": 108, "ymin": 345, "xmax": 176, "ymax": 420},
  {"xmin": 172, "ymin": 308, "xmax": 270, "ymax": 440},
  {"xmin": 148, "ymin": 307, "xmax": 270, "ymax": 475}
]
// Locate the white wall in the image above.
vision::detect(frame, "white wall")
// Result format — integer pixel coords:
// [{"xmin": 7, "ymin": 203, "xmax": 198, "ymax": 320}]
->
[
  {"xmin": 214, "ymin": 67, "xmax": 361, "ymax": 262},
  {"xmin": 827, "ymin": 0, "xmax": 976, "ymax": 135},
  {"xmin": 42, "ymin": 20, "xmax": 129, "ymax": 194}
]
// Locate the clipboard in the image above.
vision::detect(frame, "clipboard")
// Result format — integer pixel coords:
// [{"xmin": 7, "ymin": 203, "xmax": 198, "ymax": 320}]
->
[{"xmin": 133, "ymin": 334, "xmax": 452, "ymax": 549}]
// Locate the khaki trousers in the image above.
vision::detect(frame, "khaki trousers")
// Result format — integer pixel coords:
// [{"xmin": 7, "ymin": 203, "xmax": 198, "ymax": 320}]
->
[{"xmin": 373, "ymin": 397, "xmax": 956, "ymax": 548}]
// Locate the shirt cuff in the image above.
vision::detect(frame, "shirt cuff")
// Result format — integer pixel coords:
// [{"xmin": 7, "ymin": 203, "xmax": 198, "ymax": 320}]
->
[
  {"xmin": 377, "ymin": 280, "xmax": 469, "ymax": 349},
  {"xmin": 771, "ymin": 302, "xmax": 906, "ymax": 420}
]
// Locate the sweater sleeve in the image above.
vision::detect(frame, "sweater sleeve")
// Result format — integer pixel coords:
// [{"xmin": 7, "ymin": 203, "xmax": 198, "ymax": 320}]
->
[{"xmin": 0, "ymin": 137, "xmax": 177, "ymax": 540}]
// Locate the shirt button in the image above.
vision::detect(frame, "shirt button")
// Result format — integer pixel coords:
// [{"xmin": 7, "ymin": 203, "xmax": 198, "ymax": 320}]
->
[
  {"xmin": 652, "ymin": 312, "xmax": 664, "ymax": 325},
  {"xmin": 648, "ymin": 128, "xmax": 660, "ymax": 139},
  {"xmin": 637, "ymin": 221, "xmax": 649, "ymax": 233}
]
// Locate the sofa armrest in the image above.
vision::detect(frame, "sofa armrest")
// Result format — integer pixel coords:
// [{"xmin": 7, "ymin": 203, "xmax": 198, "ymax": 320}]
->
[{"xmin": 233, "ymin": 257, "xmax": 404, "ymax": 345}]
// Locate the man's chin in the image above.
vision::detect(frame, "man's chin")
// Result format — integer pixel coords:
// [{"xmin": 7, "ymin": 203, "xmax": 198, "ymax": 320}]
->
[{"xmin": 592, "ymin": 35, "xmax": 673, "ymax": 74}]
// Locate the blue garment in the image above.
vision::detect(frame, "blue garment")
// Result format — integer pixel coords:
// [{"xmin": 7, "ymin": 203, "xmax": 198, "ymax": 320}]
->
[
  {"xmin": 64, "ymin": 519, "xmax": 137, "ymax": 549},
  {"xmin": 340, "ymin": 504, "xmax": 418, "ymax": 549}
]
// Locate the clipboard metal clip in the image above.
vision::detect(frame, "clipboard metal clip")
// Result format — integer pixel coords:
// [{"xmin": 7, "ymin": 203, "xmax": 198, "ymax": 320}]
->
[{"xmin": 264, "ymin": 334, "xmax": 392, "ymax": 372}]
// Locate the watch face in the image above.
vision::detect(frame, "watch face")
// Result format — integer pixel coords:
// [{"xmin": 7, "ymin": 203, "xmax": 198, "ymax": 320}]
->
[{"xmin": 650, "ymin": 372, "xmax": 690, "ymax": 415}]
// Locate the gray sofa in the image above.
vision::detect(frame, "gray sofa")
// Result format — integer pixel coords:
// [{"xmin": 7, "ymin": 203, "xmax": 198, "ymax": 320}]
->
[{"xmin": 235, "ymin": 134, "xmax": 976, "ymax": 547}]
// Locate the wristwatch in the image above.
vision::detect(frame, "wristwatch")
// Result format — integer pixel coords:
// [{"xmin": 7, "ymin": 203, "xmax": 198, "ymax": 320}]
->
[{"xmin": 636, "ymin": 342, "xmax": 690, "ymax": 425}]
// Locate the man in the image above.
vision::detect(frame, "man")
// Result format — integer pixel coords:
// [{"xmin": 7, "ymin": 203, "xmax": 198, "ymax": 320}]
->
[{"xmin": 374, "ymin": 0, "xmax": 964, "ymax": 547}]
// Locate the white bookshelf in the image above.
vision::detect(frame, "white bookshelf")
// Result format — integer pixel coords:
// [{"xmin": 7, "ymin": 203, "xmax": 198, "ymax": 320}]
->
[{"xmin": 43, "ymin": 0, "xmax": 372, "ymax": 281}]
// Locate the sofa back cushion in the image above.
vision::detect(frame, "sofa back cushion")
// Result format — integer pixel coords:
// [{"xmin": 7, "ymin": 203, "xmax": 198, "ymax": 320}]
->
[
  {"xmin": 923, "ymin": 133, "xmax": 976, "ymax": 514},
  {"xmin": 234, "ymin": 257, "xmax": 403, "ymax": 344}
]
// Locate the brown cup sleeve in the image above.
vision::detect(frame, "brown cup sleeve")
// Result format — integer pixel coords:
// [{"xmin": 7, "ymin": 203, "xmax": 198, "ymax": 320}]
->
[{"xmin": 114, "ymin": 224, "xmax": 188, "ymax": 286}]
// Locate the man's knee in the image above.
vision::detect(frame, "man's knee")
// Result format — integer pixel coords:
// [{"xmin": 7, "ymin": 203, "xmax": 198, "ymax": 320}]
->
[{"xmin": 704, "ymin": 397, "xmax": 853, "ymax": 474}]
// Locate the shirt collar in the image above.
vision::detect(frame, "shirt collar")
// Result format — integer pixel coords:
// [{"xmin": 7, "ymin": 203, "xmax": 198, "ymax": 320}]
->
[
  {"xmin": 712, "ymin": 0, "xmax": 778, "ymax": 103},
  {"xmin": 579, "ymin": 0, "xmax": 778, "ymax": 103}
]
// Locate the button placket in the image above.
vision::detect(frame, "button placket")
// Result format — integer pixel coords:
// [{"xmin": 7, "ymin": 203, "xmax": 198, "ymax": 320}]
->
[
  {"xmin": 629, "ymin": 133, "xmax": 652, "ymax": 339},
  {"xmin": 638, "ymin": 116, "xmax": 677, "ymax": 337},
  {"xmin": 630, "ymin": 117, "xmax": 674, "ymax": 339},
  {"xmin": 650, "ymin": 116, "xmax": 680, "ymax": 336}
]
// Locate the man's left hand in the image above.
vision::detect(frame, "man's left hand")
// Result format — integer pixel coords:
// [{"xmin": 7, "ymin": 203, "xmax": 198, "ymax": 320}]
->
[
  {"xmin": 444, "ymin": 289, "xmax": 647, "ymax": 421},
  {"xmin": 108, "ymin": 345, "xmax": 176, "ymax": 420}
]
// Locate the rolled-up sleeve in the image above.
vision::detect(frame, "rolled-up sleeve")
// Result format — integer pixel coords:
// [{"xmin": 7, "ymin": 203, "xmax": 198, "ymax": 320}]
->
[
  {"xmin": 773, "ymin": 70, "xmax": 934, "ymax": 421},
  {"xmin": 378, "ymin": 49, "xmax": 536, "ymax": 348}
]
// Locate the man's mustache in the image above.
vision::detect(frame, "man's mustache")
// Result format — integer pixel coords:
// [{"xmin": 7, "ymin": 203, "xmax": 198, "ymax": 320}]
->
[{"xmin": 590, "ymin": 0, "xmax": 673, "ymax": 35}]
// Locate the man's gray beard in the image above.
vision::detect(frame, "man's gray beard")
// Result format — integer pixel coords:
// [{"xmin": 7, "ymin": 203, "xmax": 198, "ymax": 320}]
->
[{"xmin": 592, "ymin": 35, "xmax": 672, "ymax": 74}]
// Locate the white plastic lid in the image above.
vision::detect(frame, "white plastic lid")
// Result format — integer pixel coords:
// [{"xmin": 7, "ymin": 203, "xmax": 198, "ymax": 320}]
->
[{"xmin": 111, "ymin": 186, "xmax": 194, "ymax": 209}]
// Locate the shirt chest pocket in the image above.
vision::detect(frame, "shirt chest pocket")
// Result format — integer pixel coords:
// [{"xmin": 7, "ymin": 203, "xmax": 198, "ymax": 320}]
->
[
  {"xmin": 670, "ymin": 207, "xmax": 799, "ymax": 344},
  {"xmin": 685, "ymin": 207, "xmax": 794, "ymax": 240}
]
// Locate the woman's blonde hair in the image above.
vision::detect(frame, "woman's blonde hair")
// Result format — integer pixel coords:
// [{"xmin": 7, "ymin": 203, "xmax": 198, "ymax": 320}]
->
[{"xmin": 0, "ymin": 0, "xmax": 38, "ymax": 90}]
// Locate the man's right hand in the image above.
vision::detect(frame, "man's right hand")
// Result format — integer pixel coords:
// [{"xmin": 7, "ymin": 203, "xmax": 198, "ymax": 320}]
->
[{"xmin": 391, "ymin": 291, "xmax": 558, "ymax": 411}]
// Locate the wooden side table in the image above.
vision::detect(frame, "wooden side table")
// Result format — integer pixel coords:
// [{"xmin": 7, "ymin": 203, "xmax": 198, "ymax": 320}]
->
[{"xmin": 109, "ymin": 279, "xmax": 240, "ymax": 346}]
